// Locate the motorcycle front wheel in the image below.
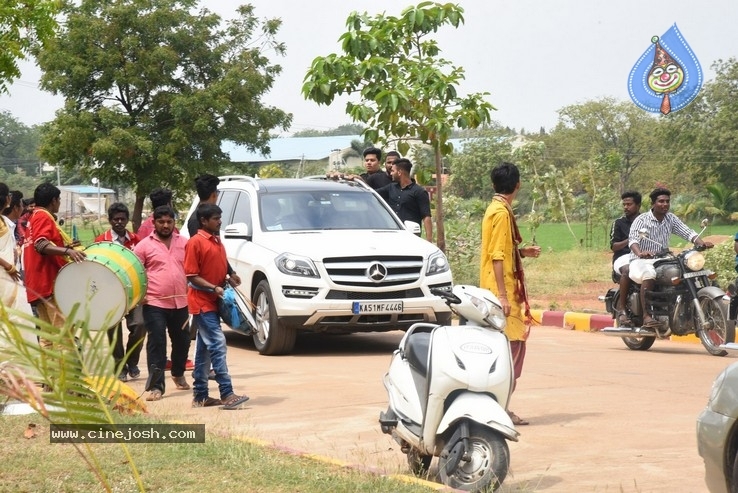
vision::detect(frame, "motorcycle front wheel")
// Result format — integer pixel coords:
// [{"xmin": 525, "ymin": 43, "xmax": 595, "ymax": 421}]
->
[
  {"xmin": 438, "ymin": 423, "xmax": 509, "ymax": 492},
  {"xmin": 697, "ymin": 295, "xmax": 734, "ymax": 357}
]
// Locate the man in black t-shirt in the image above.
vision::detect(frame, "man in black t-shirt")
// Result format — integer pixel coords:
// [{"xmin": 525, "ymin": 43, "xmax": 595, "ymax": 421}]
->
[
  {"xmin": 610, "ymin": 190, "xmax": 641, "ymax": 326},
  {"xmin": 359, "ymin": 147, "xmax": 392, "ymax": 190},
  {"xmin": 376, "ymin": 158, "xmax": 432, "ymax": 242}
]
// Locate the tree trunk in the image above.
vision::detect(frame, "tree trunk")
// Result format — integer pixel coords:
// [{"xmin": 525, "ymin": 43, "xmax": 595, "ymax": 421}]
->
[
  {"xmin": 131, "ymin": 193, "xmax": 145, "ymax": 233},
  {"xmin": 434, "ymin": 146, "xmax": 446, "ymax": 253}
]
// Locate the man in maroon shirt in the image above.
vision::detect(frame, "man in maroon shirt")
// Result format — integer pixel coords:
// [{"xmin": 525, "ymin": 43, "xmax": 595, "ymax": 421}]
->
[
  {"xmin": 184, "ymin": 203, "xmax": 247, "ymax": 409},
  {"xmin": 95, "ymin": 202, "xmax": 145, "ymax": 382}
]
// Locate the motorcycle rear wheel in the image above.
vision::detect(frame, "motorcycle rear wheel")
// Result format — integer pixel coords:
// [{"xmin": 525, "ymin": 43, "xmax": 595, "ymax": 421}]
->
[
  {"xmin": 622, "ymin": 336, "xmax": 655, "ymax": 351},
  {"xmin": 438, "ymin": 423, "xmax": 509, "ymax": 492},
  {"xmin": 697, "ymin": 295, "xmax": 733, "ymax": 357}
]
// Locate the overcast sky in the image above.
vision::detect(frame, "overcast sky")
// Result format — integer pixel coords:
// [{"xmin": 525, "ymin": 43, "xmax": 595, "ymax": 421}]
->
[{"xmin": 1, "ymin": 0, "xmax": 736, "ymax": 134}]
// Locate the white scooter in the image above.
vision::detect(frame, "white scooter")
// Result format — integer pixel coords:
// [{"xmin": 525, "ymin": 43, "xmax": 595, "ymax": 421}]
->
[{"xmin": 379, "ymin": 285, "xmax": 519, "ymax": 492}]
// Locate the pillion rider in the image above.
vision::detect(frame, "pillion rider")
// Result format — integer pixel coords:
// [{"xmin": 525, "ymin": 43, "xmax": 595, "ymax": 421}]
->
[
  {"xmin": 627, "ymin": 187, "xmax": 712, "ymax": 329},
  {"xmin": 610, "ymin": 191, "xmax": 642, "ymax": 327}
]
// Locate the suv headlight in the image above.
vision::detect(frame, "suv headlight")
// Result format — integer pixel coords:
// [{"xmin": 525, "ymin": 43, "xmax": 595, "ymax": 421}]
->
[
  {"xmin": 684, "ymin": 251, "xmax": 705, "ymax": 271},
  {"xmin": 426, "ymin": 250, "xmax": 450, "ymax": 276},
  {"xmin": 275, "ymin": 253, "xmax": 319, "ymax": 278}
]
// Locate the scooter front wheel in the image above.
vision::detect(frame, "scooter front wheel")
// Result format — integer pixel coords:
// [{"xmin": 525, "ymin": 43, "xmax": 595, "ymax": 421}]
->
[{"xmin": 439, "ymin": 423, "xmax": 509, "ymax": 492}]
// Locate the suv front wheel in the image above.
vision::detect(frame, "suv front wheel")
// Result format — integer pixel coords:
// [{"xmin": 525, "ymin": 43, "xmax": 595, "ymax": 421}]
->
[{"xmin": 253, "ymin": 280, "xmax": 297, "ymax": 355}]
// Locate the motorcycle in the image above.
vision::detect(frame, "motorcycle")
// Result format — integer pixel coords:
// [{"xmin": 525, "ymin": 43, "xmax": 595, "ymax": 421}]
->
[
  {"xmin": 378, "ymin": 285, "xmax": 518, "ymax": 492},
  {"xmin": 602, "ymin": 220, "xmax": 734, "ymax": 356}
]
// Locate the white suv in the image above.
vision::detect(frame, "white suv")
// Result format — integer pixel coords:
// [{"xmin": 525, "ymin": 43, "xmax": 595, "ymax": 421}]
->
[{"xmin": 184, "ymin": 176, "xmax": 453, "ymax": 355}]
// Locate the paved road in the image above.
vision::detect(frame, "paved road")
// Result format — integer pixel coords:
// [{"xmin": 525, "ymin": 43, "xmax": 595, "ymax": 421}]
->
[{"xmin": 131, "ymin": 326, "xmax": 737, "ymax": 493}]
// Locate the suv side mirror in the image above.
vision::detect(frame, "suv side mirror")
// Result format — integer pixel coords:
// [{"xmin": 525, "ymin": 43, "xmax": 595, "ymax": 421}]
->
[
  {"xmin": 224, "ymin": 222, "xmax": 251, "ymax": 240},
  {"xmin": 404, "ymin": 220, "xmax": 421, "ymax": 235}
]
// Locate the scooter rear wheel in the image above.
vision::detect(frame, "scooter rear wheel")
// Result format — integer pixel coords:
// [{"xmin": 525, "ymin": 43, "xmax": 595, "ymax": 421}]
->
[{"xmin": 439, "ymin": 423, "xmax": 509, "ymax": 492}]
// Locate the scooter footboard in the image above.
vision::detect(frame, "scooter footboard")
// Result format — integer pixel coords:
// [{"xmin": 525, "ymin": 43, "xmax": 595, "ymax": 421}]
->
[{"xmin": 435, "ymin": 392, "xmax": 519, "ymax": 442}]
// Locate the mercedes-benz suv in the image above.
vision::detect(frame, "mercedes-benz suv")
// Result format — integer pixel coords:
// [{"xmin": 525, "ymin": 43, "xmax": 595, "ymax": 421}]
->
[{"xmin": 183, "ymin": 176, "xmax": 453, "ymax": 355}]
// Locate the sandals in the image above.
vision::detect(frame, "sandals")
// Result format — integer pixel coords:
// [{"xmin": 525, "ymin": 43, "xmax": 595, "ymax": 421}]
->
[
  {"xmin": 508, "ymin": 410, "xmax": 529, "ymax": 426},
  {"xmin": 146, "ymin": 390, "xmax": 163, "ymax": 401},
  {"xmin": 192, "ymin": 397, "xmax": 222, "ymax": 408},
  {"xmin": 641, "ymin": 316, "xmax": 662, "ymax": 329},
  {"xmin": 171, "ymin": 375, "xmax": 190, "ymax": 390},
  {"xmin": 616, "ymin": 311, "xmax": 632, "ymax": 327},
  {"xmin": 221, "ymin": 393, "xmax": 250, "ymax": 410}
]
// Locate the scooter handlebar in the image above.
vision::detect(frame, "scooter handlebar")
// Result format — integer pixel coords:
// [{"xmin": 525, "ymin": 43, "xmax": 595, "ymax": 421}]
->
[{"xmin": 430, "ymin": 287, "xmax": 462, "ymax": 306}]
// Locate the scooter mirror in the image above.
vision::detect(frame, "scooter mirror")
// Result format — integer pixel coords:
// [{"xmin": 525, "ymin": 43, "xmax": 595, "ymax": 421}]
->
[{"xmin": 700, "ymin": 218, "xmax": 709, "ymax": 228}]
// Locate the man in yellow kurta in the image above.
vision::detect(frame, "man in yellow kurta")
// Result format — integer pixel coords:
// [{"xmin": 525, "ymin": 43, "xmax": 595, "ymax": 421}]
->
[{"xmin": 480, "ymin": 162, "xmax": 540, "ymax": 426}]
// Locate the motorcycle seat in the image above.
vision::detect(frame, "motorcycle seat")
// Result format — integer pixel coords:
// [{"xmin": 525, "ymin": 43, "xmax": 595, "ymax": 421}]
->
[{"xmin": 406, "ymin": 332, "xmax": 431, "ymax": 376}]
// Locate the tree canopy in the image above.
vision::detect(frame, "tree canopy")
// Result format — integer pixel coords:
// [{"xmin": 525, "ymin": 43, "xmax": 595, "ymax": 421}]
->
[
  {"xmin": 302, "ymin": 1, "xmax": 495, "ymax": 251},
  {"xmin": 0, "ymin": 0, "xmax": 60, "ymax": 93},
  {"xmin": 36, "ymin": 0, "xmax": 291, "ymax": 228}
]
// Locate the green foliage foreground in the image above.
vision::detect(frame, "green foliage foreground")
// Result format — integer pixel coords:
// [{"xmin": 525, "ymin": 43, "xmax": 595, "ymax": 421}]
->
[{"xmin": 0, "ymin": 414, "xmax": 436, "ymax": 493}]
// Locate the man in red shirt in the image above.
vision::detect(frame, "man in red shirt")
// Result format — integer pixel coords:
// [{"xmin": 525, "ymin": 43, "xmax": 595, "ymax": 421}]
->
[
  {"xmin": 184, "ymin": 203, "xmax": 247, "ymax": 409},
  {"xmin": 95, "ymin": 202, "xmax": 145, "ymax": 382},
  {"xmin": 24, "ymin": 183, "xmax": 86, "ymax": 350},
  {"xmin": 134, "ymin": 205, "xmax": 191, "ymax": 402}
]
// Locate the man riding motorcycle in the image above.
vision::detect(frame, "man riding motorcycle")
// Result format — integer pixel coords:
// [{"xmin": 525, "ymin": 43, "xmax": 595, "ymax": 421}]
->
[
  {"xmin": 627, "ymin": 187, "xmax": 712, "ymax": 329},
  {"xmin": 610, "ymin": 191, "xmax": 642, "ymax": 326}
]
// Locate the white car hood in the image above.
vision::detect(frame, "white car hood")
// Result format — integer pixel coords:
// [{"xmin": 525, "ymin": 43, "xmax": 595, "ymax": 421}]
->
[{"xmin": 255, "ymin": 229, "xmax": 438, "ymax": 260}]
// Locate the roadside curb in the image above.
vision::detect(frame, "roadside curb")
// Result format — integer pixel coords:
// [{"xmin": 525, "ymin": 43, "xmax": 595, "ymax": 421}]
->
[{"xmin": 530, "ymin": 309, "xmax": 700, "ymax": 344}]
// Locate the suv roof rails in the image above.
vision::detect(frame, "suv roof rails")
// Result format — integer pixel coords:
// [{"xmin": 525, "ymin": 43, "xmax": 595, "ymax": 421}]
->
[
  {"xmin": 302, "ymin": 175, "xmax": 372, "ymax": 191},
  {"xmin": 218, "ymin": 175, "xmax": 260, "ymax": 189}
]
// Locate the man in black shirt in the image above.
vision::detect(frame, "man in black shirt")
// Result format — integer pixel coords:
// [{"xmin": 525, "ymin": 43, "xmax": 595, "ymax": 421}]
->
[
  {"xmin": 610, "ymin": 190, "xmax": 642, "ymax": 326},
  {"xmin": 359, "ymin": 147, "xmax": 392, "ymax": 190},
  {"xmin": 376, "ymin": 158, "xmax": 433, "ymax": 242}
]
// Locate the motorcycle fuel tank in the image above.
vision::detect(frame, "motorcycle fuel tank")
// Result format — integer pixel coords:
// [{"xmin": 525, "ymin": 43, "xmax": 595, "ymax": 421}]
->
[{"xmin": 656, "ymin": 264, "xmax": 681, "ymax": 286}]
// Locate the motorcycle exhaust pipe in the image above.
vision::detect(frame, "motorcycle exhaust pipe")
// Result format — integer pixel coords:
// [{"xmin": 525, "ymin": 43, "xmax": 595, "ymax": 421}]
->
[{"xmin": 601, "ymin": 327, "xmax": 657, "ymax": 337}]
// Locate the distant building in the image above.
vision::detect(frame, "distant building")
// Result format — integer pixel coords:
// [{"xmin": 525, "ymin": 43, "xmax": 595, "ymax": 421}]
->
[{"xmin": 58, "ymin": 185, "xmax": 116, "ymax": 217}]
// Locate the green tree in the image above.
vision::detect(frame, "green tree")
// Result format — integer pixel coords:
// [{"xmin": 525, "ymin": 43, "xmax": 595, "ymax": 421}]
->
[
  {"xmin": 0, "ymin": 111, "xmax": 43, "ymax": 176},
  {"xmin": 705, "ymin": 182, "xmax": 738, "ymax": 223},
  {"xmin": 302, "ymin": 2, "xmax": 494, "ymax": 252},
  {"xmin": 660, "ymin": 58, "xmax": 738, "ymax": 193},
  {"xmin": 547, "ymin": 97, "xmax": 660, "ymax": 194},
  {"xmin": 36, "ymin": 0, "xmax": 291, "ymax": 230},
  {"xmin": 446, "ymin": 127, "xmax": 513, "ymax": 200},
  {"xmin": 0, "ymin": 0, "xmax": 60, "ymax": 92}
]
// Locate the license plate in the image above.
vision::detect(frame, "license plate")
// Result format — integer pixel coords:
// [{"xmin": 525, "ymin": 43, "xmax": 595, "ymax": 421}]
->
[
  {"xmin": 352, "ymin": 301, "xmax": 403, "ymax": 314},
  {"xmin": 682, "ymin": 270, "xmax": 711, "ymax": 279}
]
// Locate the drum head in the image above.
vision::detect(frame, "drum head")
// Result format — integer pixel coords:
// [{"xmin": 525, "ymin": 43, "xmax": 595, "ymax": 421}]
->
[{"xmin": 54, "ymin": 261, "xmax": 127, "ymax": 331}]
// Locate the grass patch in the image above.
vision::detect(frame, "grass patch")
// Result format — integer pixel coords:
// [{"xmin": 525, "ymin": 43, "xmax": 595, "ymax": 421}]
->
[{"xmin": 0, "ymin": 413, "xmax": 438, "ymax": 493}]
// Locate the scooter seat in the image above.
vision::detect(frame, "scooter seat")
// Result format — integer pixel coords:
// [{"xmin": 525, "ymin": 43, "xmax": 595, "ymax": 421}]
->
[{"xmin": 406, "ymin": 332, "xmax": 431, "ymax": 376}]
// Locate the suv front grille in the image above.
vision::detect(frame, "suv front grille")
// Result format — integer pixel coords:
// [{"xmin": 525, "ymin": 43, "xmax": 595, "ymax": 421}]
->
[
  {"xmin": 323, "ymin": 256, "xmax": 423, "ymax": 287},
  {"xmin": 325, "ymin": 288, "xmax": 424, "ymax": 300}
]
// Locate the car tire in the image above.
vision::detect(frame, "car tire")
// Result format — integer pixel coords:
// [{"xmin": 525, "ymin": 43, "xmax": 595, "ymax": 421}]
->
[{"xmin": 252, "ymin": 280, "xmax": 296, "ymax": 355}]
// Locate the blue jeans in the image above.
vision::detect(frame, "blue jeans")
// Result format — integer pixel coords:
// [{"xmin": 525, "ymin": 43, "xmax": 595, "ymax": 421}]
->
[
  {"xmin": 192, "ymin": 311, "xmax": 233, "ymax": 401},
  {"xmin": 143, "ymin": 305, "xmax": 191, "ymax": 394}
]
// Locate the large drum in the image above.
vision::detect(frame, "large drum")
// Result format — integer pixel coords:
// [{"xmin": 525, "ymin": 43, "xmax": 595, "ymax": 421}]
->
[{"xmin": 54, "ymin": 242, "xmax": 148, "ymax": 331}]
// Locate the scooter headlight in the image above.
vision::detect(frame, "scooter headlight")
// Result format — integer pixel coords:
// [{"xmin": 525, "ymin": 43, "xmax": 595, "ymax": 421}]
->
[
  {"xmin": 488, "ymin": 302, "xmax": 507, "ymax": 331},
  {"xmin": 684, "ymin": 251, "xmax": 705, "ymax": 271}
]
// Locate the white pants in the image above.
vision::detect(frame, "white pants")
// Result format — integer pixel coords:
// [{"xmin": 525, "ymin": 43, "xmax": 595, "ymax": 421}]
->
[
  {"xmin": 613, "ymin": 255, "xmax": 629, "ymax": 274},
  {"xmin": 629, "ymin": 258, "xmax": 659, "ymax": 284}
]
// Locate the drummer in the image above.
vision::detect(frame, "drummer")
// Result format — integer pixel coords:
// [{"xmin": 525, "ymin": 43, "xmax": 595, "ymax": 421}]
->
[
  {"xmin": 95, "ymin": 202, "xmax": 145, "ymax": 382},
  {"xmin": 24, "ymin": 183, "xmax": 86, "ymax": 374}
]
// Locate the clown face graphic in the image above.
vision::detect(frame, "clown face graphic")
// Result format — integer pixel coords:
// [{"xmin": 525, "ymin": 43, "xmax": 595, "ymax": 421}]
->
[{"xmin": 648, "ymin": 62, "xmax": 684, "ymax": 94}]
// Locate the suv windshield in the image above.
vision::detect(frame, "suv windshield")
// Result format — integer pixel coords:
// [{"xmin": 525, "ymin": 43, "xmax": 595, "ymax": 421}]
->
[{"xmin": 259, "ymin": 189, "xmax": 401, "ymax": 231}]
